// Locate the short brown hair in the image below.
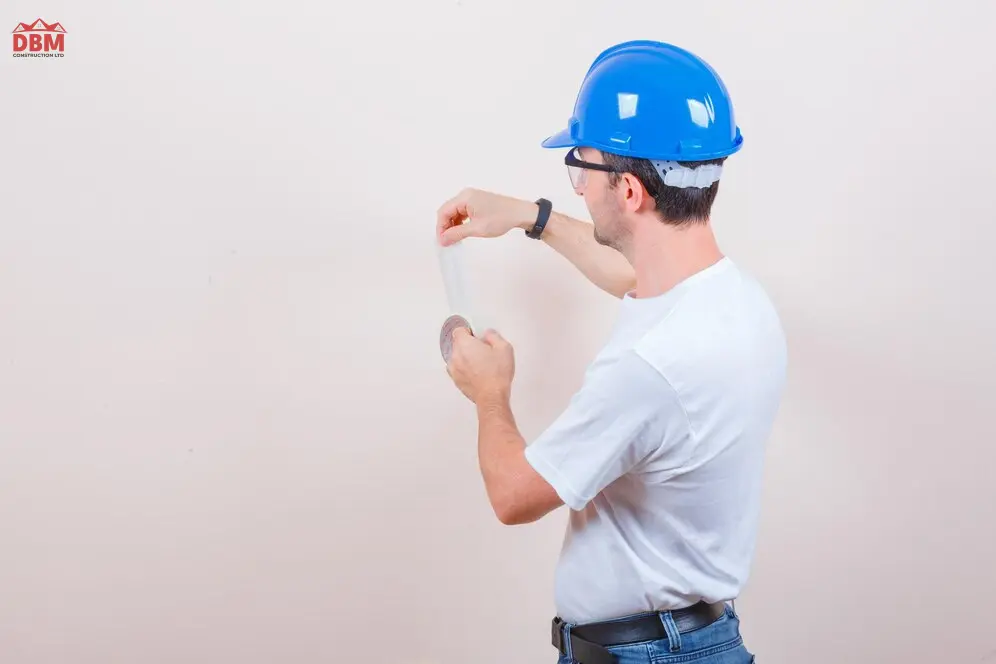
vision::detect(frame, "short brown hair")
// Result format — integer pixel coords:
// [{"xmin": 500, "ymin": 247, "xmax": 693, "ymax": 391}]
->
[{"xmin": 602, "ymin": 151, "xmax": 726, "ymax": 226}]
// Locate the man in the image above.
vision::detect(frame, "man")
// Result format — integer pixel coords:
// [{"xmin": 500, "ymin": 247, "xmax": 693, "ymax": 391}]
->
[{"xmin": 436, "ymin": 40, "xmax": 786, "ymax": 664}]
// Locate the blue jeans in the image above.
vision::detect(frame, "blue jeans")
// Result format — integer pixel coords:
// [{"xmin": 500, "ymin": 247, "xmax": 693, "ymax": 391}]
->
[{"xmin": 556, "ymin": 605, "xmax": 754, "ymax": 664}]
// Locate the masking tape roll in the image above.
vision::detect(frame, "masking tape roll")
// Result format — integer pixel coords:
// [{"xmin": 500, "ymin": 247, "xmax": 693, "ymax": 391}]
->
[
  {"xmin": 439, "ymin": 314, "xmax": 471, "ymax": 363},
  {"xmin": 437, "ymin": 241, "xmax": 479, "ymax": 362}
]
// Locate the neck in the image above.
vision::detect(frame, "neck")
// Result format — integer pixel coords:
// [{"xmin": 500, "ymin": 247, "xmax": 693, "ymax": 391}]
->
[{"xmin": 623, "ymin": 216, "xmax": 724, "ymax": 298}]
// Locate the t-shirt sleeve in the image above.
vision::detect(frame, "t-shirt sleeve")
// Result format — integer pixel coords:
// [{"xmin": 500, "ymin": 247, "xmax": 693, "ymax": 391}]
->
[{"xmin": 523, "ymin": 349, "xmax": 685, "ymax": 511}]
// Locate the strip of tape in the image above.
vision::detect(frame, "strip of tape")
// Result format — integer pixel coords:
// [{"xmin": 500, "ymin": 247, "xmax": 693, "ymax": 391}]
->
[{"xmin": 437, "ymin": 240, "xmax": 476, "ymax": 329}]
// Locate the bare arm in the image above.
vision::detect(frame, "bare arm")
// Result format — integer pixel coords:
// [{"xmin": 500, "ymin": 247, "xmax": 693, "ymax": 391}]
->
[
  {"xmin": 475, "ymin": 393, "xmax": 563, "ymax": 525},
  {"xmin": 436, "ymin": 188, "xmax": 637, "ymax": 299},
  {"xmin": 533, "ymin": 210, "xmax": 636, "ymax": 299},
  {"xmin": 444, "ymin": 326, "xmax": 564, "ymax": 525}
]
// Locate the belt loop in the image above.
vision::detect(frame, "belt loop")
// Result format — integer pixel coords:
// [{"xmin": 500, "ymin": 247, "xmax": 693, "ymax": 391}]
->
[
  {"xmin": 659, "ymin": 611, "xmax": 682, "ymax": 653},
  {"xmin": 563, "ymin": 622, "xmax": 574, "ymax": 661},
  {"xmin": 731, "ymin": 599, "xmax": 738, "ymax": 618}
]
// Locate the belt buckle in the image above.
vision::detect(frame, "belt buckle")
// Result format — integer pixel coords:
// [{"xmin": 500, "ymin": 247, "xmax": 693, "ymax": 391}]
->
[{"xmin": 551, "ymin": 617, "xmax": 564, "ymax": 652}]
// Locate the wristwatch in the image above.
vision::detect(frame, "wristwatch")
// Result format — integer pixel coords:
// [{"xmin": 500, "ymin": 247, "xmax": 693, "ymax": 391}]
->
[{"xmin": 525, "ymin": 197, "xmax": 552, "ymax": 239}]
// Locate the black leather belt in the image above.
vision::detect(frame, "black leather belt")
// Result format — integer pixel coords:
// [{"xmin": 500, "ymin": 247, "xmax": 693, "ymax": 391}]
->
[{"xmin": 551, "ymin": 601, "xmax": 727, "ymax": 664}]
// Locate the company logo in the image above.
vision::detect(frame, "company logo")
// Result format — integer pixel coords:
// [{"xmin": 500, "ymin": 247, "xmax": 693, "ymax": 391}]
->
[{"xmin": 12, "ymin": 19, "xmax": 66, "ymax": 58}]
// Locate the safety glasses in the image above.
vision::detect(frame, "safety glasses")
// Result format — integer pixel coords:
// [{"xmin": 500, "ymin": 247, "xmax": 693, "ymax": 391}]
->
[{"xmin": 565, "ymin": 147, "xmax": 623, "ymax": 189}]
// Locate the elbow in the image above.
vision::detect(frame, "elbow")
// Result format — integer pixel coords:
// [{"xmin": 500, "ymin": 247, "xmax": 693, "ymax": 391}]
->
[
  {"xmin": 494, "ymin": 502, "xmax": 522, "ymax": 526},
  {"xmin": 493, "ymin": 499, "xmax": 535, "ymax": 526},
  {"xmin": 486, "ymin": 466, "xmax": 564, "ymax": 525},
  {"xmin": 489, "ymin": 479, "xmax": 564, "ymax": 525}
]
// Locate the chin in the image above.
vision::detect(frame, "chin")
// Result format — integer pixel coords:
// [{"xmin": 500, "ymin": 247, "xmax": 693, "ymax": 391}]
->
[
  {"xmin": 593, "ymin": 227, "xmax": 617, "ymax": 250},
  {"xmin": 592, "ymin": 224, "xmax": 608, "ymax": 246},
  {"xmin": 591, "ymin": 208, "xmax": 622, "ymax": 250}
]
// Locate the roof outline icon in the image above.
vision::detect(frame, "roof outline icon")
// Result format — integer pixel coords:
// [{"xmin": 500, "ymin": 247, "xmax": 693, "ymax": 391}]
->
[{"xmin": 12, "ymin": 19, "xmax": 66, "ymax": 34}]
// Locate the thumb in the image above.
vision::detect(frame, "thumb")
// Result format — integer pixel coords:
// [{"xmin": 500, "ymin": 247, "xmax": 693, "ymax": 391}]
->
[{"xmin": 440, "ymin": 221, "xmax": 473, "ymax": 247}]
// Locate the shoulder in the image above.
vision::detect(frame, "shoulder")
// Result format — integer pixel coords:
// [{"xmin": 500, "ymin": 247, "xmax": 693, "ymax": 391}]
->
[{"xmin": 635, "ymin": 261, "xmax": 787, "ymax": 386}]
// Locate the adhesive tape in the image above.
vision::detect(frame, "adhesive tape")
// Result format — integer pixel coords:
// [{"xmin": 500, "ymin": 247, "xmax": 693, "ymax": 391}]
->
[{"xmin": 437, "ymin": 240, "xmax": 478, "ymax": 362}]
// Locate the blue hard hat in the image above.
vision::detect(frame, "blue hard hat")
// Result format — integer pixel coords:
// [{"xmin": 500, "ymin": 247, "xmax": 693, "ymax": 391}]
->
[{"xmin": 542, "ymin": 40, "xmax": 743, "ymax": 162}]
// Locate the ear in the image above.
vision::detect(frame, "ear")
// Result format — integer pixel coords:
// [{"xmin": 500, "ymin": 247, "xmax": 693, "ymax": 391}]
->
[{"xmin": 620, "ymin": 172, "xmax": 650, "ymax": 213}]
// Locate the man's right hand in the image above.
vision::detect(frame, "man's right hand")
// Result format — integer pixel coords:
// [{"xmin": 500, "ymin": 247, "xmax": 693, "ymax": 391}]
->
[{"xmin": 436, "ymin": 188, "xmax": 539, "ymax": 247}]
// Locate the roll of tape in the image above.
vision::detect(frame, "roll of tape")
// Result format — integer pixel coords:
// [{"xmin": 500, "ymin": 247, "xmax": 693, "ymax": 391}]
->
[
  {"xmin": 437, "ymin": 240, "xmax": 478, "ymax": 362},
  {"xmin": 439, "ymin": 313, "xmax": 471, "ymax": 363}
]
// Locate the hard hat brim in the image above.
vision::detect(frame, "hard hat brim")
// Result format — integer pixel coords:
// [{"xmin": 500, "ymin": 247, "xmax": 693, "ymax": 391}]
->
[{"xmin": 541, "ymin": 127, "xmax": 575, "ymax": 150}]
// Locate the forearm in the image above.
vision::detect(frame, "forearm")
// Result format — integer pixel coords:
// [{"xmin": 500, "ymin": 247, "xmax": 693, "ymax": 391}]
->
[
  {"xmin": 538, "ymin": 211, "xmax": 636, "ymax": 298},
  {"xmin": 476, "ymin": 395, "xmax": 526, "ymax": 520},
  {"xmin": 475, "ymin": 394, "xmax": 561, "ymax": 525}
]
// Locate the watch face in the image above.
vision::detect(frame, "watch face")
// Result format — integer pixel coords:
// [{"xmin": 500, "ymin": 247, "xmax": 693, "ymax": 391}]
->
[{"xmin": 439, "ymin": 314, "xmax": 472, "ymax": 363}]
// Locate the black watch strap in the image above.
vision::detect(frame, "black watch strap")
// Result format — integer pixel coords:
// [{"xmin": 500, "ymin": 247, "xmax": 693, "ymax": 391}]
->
[{"xmin": 526, "ymin": 198, "xmax": 552, "ymax": 239}]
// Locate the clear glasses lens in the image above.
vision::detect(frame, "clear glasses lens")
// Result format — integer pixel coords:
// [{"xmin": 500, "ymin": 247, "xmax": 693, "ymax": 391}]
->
[
  {"xmin": 567, "ymin": 148, "xmax": 588, "ymax": 188},
  {"xmin": 567, "ymin": 163, "xmax": 586, "ymax": 188}
]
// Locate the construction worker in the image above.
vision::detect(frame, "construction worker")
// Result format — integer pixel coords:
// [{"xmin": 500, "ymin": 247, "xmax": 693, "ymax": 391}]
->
[{"xmin": 437, "ymin": 40, "xmax": 786, "ymax": 664}]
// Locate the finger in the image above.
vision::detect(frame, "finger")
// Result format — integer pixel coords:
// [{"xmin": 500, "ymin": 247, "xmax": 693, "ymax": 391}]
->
[
  {"xmin": 481, "ymin": 328, "xmax": 507, "ymax": 347},
  {"xmin": 442, "ymin": 222, "xmax": 479, "ymax": 247},
  {"xmin": 447, "ymin": 328, "xmax": 465, "ymax": 358},
  {"xmin": 452, "ymin": 326, "xmax": 472, "ymax": 340},
  {"xmin": 436, "ymin": 191, "xmax": 470, "ymax": 240}
]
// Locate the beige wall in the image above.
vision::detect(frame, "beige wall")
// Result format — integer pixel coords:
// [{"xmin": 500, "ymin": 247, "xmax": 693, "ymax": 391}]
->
[{"xmin": 2, "ymin": 0, "xmax": 994, "ymax": 662}]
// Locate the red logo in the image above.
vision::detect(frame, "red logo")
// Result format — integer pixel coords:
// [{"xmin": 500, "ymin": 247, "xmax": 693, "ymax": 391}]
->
[{"xmin": 12, "ymin": 19, "xmax": 66, "ymax": 58}]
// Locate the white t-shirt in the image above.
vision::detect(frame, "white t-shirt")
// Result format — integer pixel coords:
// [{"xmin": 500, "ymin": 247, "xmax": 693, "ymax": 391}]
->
[{"xmin": 524, "ymin": 256, "xmax": 787, "ymax": 624}]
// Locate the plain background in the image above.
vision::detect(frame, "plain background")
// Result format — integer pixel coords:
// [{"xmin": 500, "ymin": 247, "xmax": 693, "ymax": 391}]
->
[{"xmin": 2, "ymin": 1, "xmax": 994, "ymax": 662}]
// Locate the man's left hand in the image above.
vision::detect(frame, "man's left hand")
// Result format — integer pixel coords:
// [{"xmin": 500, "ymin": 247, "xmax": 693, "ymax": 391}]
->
[{"xmin": 446, "ymin": 327, "xmax": 515, "ymax": 405}]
